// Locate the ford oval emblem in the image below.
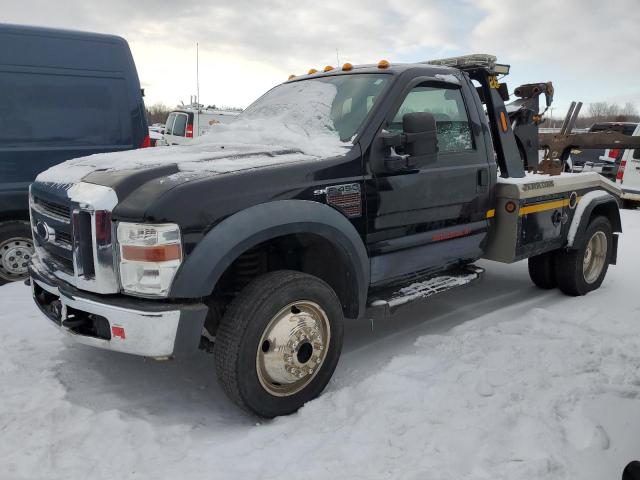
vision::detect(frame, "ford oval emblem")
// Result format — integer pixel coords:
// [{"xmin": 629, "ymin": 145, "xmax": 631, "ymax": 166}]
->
[{"xmin": 35, "ymin": 220, "xmax": 55, "ymax": 243}]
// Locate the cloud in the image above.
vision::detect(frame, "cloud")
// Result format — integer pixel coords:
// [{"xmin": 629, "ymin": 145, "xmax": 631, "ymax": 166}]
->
[
  {"xmin": 471, "ymin": 0, "xmax": 640, "ymax": 82},
  {"xmin": 3, "ymin": 0, "xmax": 639, "ymax": 110}
]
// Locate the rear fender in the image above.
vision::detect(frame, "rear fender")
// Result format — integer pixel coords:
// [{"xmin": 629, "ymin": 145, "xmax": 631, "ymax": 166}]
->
[{"xmin": 567, "ymin": 191, "xmax": 622, "ymax": 257}]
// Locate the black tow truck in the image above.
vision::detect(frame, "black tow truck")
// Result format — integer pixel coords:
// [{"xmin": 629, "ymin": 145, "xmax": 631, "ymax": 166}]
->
[{"xmin": 28, "ymin": 54, "xmax": 622, "ymax": 417}]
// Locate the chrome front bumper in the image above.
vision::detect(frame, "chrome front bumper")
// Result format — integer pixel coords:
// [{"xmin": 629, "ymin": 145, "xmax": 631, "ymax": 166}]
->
[{"xmin": 29, "ymin": 262, "xmax": 207, "ymax": 358}]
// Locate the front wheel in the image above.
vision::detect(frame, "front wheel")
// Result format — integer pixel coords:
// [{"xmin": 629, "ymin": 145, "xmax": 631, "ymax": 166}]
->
[
  {"xmin": 0, "ymin": 221, "xmax": 34, "ymax": 285},
  {"xmin": 214, "ymin": 270, "xmax": 344, "ymax": 417},
  {"xmin": 555, "ymin": 216, "xmax": 612, "ymax": 296}
]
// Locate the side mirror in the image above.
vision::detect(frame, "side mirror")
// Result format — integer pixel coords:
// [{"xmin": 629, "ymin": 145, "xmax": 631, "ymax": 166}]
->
[
  {"xmin": 402, "ymin": 112, "xmax": 438, "ymax": 160},
  {"xmin": 373, "ymin": 112, "xmax": 438, "ymax": 174}
]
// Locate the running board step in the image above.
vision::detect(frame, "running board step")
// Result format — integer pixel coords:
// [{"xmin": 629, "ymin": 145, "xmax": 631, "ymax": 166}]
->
[{"xmin": 367, "ymin": 265, "xmax": 484, "ymax": 317}]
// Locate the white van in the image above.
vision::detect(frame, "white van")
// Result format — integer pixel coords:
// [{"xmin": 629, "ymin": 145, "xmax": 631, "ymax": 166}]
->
[
  {"xmin": 616, "ymin": 123, "xmax": 640, "ymax": 208},
  {"xmin": 162, "ymin": 107, "xmax": 239, "ymax": 146}
]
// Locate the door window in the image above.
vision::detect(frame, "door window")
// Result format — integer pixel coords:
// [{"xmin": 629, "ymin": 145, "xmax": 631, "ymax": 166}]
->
[
  {"xmin": 172, "ymin": 114, "xmax": 188, "ymax": 137},
  {"xmin": 165, "ymin": 113, "xmax": 176, "ymax": 135},
  {"xmin": 391, "ymin": 85, "xmax": 474, "ymax": 153}
]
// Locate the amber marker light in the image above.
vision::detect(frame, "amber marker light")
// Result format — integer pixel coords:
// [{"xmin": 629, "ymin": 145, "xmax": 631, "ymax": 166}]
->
[
  {"xmin": 342, "ymin": 63, "xmax": 353, "ymax": 71},
  {"xmin": 288, "ymin": 74, "xmax": 296, "ymax": 80},
  {"xmin": 378, "ymin": 59, "xmax": 390, "ymax": 69},
  {"xmin": 505, "ymin": 201, "xmax": 517, "ymax": 213},
  {"xmin": 324, "ymin": 65, "xmax": 334, "ymax": 72},
  {"xmin": 500, "ymin": 111, "xmax": 509, "ymax": 132},
  {"xmin": 122, "ymin": 244, "xmax": 182, "ymax": 262},
  {"xmin": 308, "ymin": 68, "xmax": 318, "ymax": 74}
]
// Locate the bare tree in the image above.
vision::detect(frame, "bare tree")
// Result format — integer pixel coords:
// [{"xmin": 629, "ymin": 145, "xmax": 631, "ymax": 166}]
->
[
  {"xmin": 146, "ymin": 103, "xmax": 171, "ymax": 125},
  {"xmin": 622, "ymin": 102, "xmax": 638, "ymax": 118},
  {"xmin": 588, "ymin": 102, "xmax": 609, "ymax": 119}
]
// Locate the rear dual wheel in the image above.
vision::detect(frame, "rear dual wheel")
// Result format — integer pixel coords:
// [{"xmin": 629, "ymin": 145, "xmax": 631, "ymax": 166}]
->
[
  {"xmin": 214, "ymin": 270, "xmax": 344, "ymax": 417},
  {"xmin": 528, "ymin": 216, "xmax": 612, "ymax": 296},
  {"xmin": 555, "ymin": 216, "xmax": 612, "ymax": 296}
]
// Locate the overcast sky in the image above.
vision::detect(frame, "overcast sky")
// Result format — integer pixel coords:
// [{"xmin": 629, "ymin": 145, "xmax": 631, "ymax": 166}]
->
[{"xmin": 3, "ymin": 0, "xmax": 639, "ymax": 116}]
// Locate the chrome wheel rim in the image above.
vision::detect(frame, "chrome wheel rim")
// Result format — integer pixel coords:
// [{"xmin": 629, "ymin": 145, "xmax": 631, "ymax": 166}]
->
[
  {"xmin": 0, "ymin": 237, "xmax": 34, "ymax": 281},
  {"xmin": 583, "ymin": 231, "xmax": 607, "ymax": 284},
  {"xmin": 256, "ymin": 300, "xmax": 330, "ymax": 397}
]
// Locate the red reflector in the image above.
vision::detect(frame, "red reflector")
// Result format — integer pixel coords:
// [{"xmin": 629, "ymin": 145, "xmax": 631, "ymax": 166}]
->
[
  {"xmin": 186, "ymin": 124, "xmax": 193, "ymax": 138},
  {"xmin": 608, "ymin": 148, "xmax": 620, "ymax": 159},
  {"xmin": 617, "ymin": 159, "xmax": 627, "ymax": 181},
  {"xmin": 112, "ymin": 325, "xmax": 126, "ymax": 340},
  {"xmin": 140, "ymin": 134, "xmax": 151, "ymax": 148}
]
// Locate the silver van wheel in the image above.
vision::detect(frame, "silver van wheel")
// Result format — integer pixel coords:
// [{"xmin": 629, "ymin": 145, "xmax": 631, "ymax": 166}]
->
[
  {"xmin": 583, "ymin": 231, "xmax": 607, "ymax": 284},
  {"xmin": 256, "ymin": 300, "xmax": 330, "ymax": 397},
  {"xmin": 0, "ymin": 236, "xmax": 34, "ymax": 282}
]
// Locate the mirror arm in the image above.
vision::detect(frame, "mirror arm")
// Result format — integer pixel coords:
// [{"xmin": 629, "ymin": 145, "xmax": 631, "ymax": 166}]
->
[{"xmin": 381, "ymin": 132, "xmax": 405, "ymax": 148}]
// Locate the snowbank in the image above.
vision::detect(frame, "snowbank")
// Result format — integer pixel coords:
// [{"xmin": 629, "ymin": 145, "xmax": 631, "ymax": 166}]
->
[
  {"xmin": 36, "ymin": 81, "xmax": 351, "ymax": 185},
  {"xmin": 2, "ymin": 211, "xmax": 640, "ymax": 479}
]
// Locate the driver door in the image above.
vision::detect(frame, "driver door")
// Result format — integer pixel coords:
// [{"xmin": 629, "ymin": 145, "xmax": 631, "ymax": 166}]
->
[{"xmin": 367, "ymin": 78, "xmax": 493, "ymax": 287}]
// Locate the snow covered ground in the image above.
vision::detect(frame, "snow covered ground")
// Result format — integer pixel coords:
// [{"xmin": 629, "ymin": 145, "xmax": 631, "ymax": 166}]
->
[{"xmin": 2, "ymin": 211, "xmax": 640, "ymax": 480}]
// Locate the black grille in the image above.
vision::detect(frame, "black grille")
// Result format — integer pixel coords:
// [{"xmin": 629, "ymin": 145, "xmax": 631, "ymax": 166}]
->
[
  {"xmin": 44, "ymin": 249, "xmax": 74, "ymax": 274},
  {"xmin": 55, "ymin": 230, "xmax": 72, "ymax": 246},
  {"xmin": 34, "ymin": 197, "xmax": 71, "ymax": 220}
]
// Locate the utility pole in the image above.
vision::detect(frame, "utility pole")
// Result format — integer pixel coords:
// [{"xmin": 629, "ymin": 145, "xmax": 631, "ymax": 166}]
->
[{"xmin": 196, "ymin": 41, "xmax": 200, "ymax": 108}]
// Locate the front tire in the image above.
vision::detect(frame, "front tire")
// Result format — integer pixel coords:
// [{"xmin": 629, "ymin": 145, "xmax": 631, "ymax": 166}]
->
[
  {"xmin": 555, "ymin": 216, "xmax": 612, "ymax": 296},
  {"xmin": 0, "ymin": 221, "xmax": 34, "ymax": 285},
  {"xmin": 214, "ymin": 270, "xmax": 344, "ymax": 417}
]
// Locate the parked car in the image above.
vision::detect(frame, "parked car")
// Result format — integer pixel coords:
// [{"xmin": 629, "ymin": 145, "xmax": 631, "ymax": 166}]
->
[
  {"xmin": 615, "ymin": 123, "xmax": 640, "ymax": 208},
  {"xmin": 0, "ymin": 23, "xmax": 149, "ymax": 284},
  {"xmin": 161, "ymin": 106, "xmax": 239, "ymax": 146},
  {"xmin": 148, "ymin": 124, "xmax": 165, "ymax": 146},
  {"xmin": 572, "ymin": 122, "xmax": 638, "ymax": 177}
]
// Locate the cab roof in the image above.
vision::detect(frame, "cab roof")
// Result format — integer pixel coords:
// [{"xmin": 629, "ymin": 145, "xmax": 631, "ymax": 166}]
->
[{"xmin": 287, "ymin": 54, "xmax": 506, "ymax": 83}]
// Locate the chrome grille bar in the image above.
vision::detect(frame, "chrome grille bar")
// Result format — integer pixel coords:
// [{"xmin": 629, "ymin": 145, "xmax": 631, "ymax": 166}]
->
[{"xmin": 30, "ymin": 182, "xmax": 120, "ymax": 294}]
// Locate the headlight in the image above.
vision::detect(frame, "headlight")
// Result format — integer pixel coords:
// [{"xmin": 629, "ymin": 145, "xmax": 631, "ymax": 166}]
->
[{"xmin": 117, "ymin": 222, "xmax": 182, "ymax": 297}]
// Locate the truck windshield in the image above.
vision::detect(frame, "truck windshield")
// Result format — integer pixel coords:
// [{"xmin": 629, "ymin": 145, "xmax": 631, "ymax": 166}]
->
[{"xmin": 242, "ymin": 74, "xmax": 390, "ymax": 142}]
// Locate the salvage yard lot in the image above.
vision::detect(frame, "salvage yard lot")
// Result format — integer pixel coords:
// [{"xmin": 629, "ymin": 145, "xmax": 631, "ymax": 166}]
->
[{"xmin": 2, "ymin": 211, "xmax": 640, "ymax": 480}]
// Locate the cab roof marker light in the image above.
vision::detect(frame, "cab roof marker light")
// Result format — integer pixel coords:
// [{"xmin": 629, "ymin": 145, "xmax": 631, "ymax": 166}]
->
[
  {"xmin": 288, "ymin": 74, "xmax": 296, "ymax": 80},
  {"xmin": 308, "ymin": 68, "xmax": 318, "ymax": 74},
  {"xmin": 378, "ymin": 59, "xmax": 390, "ymax": 69},
  {"xmin": 342, "ymin": 62, "xmax": 353, "ymax": 71},
  {"xmin": 323, "ymin": 65, "xmax": 334, "ymax": 72}
]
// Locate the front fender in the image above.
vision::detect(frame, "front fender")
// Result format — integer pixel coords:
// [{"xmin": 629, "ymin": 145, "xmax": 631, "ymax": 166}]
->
[{"xmin": 170, "ymin": 200, "xmax": 370, "ymax": 317}]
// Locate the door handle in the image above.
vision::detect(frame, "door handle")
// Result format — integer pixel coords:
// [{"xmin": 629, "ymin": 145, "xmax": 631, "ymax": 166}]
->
[{"xmin": 477, "ymin": 169, "xmax": 489, "ymax": 187}]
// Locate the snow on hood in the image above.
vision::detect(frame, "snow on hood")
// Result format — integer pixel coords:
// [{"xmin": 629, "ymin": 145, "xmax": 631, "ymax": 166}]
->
[{"xmin": 36, "ymin": 80, "xmax": 351, "ymax": 185}]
